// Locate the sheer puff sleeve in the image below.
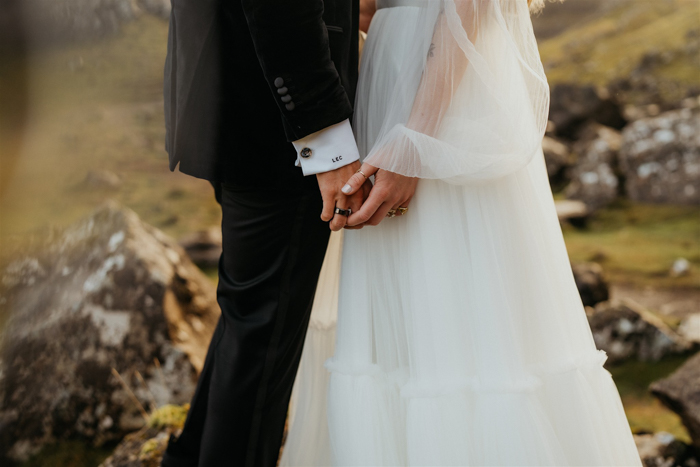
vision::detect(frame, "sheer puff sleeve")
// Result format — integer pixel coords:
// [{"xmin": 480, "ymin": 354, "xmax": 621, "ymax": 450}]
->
[{"xmin": 359, "ymin": 0, "xmax": 550, "ymax": 185}]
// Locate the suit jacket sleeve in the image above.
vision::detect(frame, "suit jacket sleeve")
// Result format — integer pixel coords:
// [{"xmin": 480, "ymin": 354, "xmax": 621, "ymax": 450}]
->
[{"xmin": 240, "ymin": 0, "xmax": 354, "ymax": 141}]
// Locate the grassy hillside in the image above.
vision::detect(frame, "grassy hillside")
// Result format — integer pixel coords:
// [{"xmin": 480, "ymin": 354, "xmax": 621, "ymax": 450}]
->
[
  {"xmin": 535, "ymin": 0, "xmax": 699, "ymax": 100},
  {"xmin": 0, "ymin": 14, "xmax": 221, "ymax": 249}
]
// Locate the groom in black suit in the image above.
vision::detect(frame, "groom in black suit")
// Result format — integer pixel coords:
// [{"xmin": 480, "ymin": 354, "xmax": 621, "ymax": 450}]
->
[{"xmin": 160, "ymin": 0, "xmax": 364, "ymax": 465}]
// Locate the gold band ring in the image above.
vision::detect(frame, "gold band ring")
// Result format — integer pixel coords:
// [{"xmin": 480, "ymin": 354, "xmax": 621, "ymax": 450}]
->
[
  {"xmin": 356, "ymin": 169, "xmax": 368, "ymax": 180},
  {"xmin": 397, "ymin": 206, "xmax": 409, "ymax": 215}
]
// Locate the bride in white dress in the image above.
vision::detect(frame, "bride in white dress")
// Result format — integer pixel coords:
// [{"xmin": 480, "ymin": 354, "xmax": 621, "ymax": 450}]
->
[{"xmin": 281, "ymin": 0, "xmax": 643, "ymax": 465}]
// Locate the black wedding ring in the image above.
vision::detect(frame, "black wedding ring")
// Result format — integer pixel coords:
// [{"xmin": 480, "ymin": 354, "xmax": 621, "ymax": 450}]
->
[{"xmin": 334, "ymin": 207, "xmax": 352, "ymax": 217}]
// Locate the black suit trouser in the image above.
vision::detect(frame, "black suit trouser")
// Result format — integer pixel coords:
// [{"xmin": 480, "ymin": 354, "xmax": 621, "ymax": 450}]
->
[{"xmin": 161, "ymin": 174, "xmax": 330, "ymax": 467}]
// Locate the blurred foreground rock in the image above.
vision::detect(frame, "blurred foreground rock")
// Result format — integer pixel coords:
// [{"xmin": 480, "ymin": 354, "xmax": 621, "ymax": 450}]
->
[
  {"xmin": 0, "ymin": 202, "xmax": 219, "ymax": 462},
  {"xmin": 619, "ymin": 107, "xmax": 700, "ymax": 205},
  {"xmin": 651, "ymin": 352, "xmax": 700, "ymax": 449},
  {"xmin": 587, "ymin": 299, "xmax": 691, "ymax": 364},
  {"xmin": 565, "ymin": 124, "xmax": 622, "ymax": 212}
]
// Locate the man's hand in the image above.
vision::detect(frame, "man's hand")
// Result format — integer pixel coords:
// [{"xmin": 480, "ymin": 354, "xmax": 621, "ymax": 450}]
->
[
  {"xmin": 341, "ymin": 162, "xmax": 418, "ymax": 228},
  {"xmin": 317, "ymin": 160, "xmax": 372, "ymax": 231}
]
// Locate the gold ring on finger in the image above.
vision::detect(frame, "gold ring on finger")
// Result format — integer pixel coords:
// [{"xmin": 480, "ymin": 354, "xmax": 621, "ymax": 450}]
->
[
  {"xmin": 386, "ymin": 209, "xmax": 397, "ymax": 218},
  {"xmin": 397, "ymin": 206, "xmax": 409, "ymax": 215},
  {"xmin": 356, "ymin": 169, "xmax": 368, "ymax": 180}
]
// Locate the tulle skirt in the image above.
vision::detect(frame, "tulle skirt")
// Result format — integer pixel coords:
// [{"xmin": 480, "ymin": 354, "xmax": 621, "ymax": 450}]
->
[{"xmin": 281, "ymin": 4, "xmax": 642, "ymax": 466}]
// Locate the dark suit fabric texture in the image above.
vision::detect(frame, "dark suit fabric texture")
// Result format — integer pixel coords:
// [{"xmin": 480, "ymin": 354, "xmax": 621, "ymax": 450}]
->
[
  {"xmin": 164, "ymin": 0, "xmax": 360, "ymax": 185},
  {"xmin": 160, "ymin": 0, "xmax": 359, "ymax": 466}
]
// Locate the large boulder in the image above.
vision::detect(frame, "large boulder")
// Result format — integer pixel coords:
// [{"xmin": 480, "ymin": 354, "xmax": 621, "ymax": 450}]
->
[
  {"xmin": 619, "ymin": 107, "xmax": 700, "ymax": 205},
  {"xmin": 0, "ymin": 202, "xmax": 219, "ymax": 462},
  {"xmin": 565, "ymin": 124, "xmax": 622, "ymax": 212},
  {"xmin": 587, "ymin": 299, "xmax": 691, "ymax": 364},
  {"xmin": 651, "ymin": 352, "xmax": 700, "ymax": 448}
]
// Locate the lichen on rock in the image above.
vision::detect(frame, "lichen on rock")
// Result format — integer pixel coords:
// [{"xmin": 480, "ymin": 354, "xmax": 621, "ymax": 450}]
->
[{"xmin": 0, "ymin": 201, "xmax": 219, "ymax": 462}]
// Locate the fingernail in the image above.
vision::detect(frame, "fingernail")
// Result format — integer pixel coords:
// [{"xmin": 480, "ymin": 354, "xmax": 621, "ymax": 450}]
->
[{"xmin": 341, "ymin": 184, "xmax": 352, "ymax": 194}]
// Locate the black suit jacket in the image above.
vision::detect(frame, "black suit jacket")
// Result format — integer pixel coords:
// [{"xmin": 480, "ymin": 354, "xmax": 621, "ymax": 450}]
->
[{"xmin": 163, "ymin": 0, "xmax": 360, "ymax": 185}]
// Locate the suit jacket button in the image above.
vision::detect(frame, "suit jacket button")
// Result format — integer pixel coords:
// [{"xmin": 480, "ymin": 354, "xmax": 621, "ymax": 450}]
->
[
  {"xmin": 281, "ymin": 95, "xmax": 292, "ymax": 103},
  {"xmin": 301, "ymin": 147, "xmax": 312, "ymax": 158},
  {"xmin": 285, "ymin": 102, "xmax": 295, "ymax": 111},
  {"xmin": 277, "ymin": 87, "xmax": 288, "ymax": 95},
  {"xmin": 274, "ymin": 77, "xmax": 284, "ymax": 88}
]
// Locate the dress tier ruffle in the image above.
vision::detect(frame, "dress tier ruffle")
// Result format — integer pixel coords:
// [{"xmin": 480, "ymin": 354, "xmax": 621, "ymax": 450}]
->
[{"xmin": 324, "ymin": 351, "xmax": 638, "ymax": 466}]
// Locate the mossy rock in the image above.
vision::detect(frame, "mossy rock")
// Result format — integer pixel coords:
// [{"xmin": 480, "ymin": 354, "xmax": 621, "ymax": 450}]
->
[
  {"xmin": 147, "ymin": 403, "xmax": 189, "ymax": 431},
  {"xmin": 99, "ymin": 404, "xmax": 189, "ymax": 467}
]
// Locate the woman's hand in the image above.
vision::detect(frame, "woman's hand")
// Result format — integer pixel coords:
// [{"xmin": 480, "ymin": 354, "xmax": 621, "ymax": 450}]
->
[
  {"xmin": 341, "ymin": 162, "xmax": 418, "ymax": 228},
  {"xmin": 359, "ymin": 0, "xmax": 377, "ymax": 33}
]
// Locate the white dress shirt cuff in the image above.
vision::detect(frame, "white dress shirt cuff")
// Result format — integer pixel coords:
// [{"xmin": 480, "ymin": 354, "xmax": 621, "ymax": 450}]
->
[{"xmin": 291, "ymin": 119, "xmax": 360, "ymax": 176}]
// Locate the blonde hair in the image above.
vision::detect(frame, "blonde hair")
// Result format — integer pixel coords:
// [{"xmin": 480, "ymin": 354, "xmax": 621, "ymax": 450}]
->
[{"xmin": 528, "ymin": 0, "xmax": 563, "ymax": 14}]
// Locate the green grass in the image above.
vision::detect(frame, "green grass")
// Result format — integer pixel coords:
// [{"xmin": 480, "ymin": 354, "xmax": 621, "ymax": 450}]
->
[
  {"xmin": 538, "ymin": 0, "xmax": 700, "ymax": 99},
  {"xmin": 562, "ymin": 200, "xmax": 700, "ymax": 289},
  {"xmin": 608, "ymin": 355, "xmax": 691, "ymax": 442}
]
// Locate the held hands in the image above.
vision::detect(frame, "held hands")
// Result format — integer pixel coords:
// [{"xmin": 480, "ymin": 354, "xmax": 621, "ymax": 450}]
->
[
  {"xmin": 317, "ymin": 160, "xmax": 372, "ymax": 231},
  {"xmin": 317, "ymin": 160, "xmax": 418, "ymax": 231},
  {"xmin": 341, "ymin": 163, "xmax": 418, "ymax": 228}
]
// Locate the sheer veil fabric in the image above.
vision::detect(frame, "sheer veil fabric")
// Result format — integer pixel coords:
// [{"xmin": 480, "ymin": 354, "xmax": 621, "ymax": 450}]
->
[
  {"xmin": 280, "ymin": 1, "xmax": 643, "ymax": 465},
  {"xmin": 359, "ymin": 0, "xmax": 549, "ymax": 184}
]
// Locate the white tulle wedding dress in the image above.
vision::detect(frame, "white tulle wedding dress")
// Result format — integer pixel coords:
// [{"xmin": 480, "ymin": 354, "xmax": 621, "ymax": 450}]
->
[{"xmin": 281, "ymin": 0, "xmax": 642, "ymax": 465}]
